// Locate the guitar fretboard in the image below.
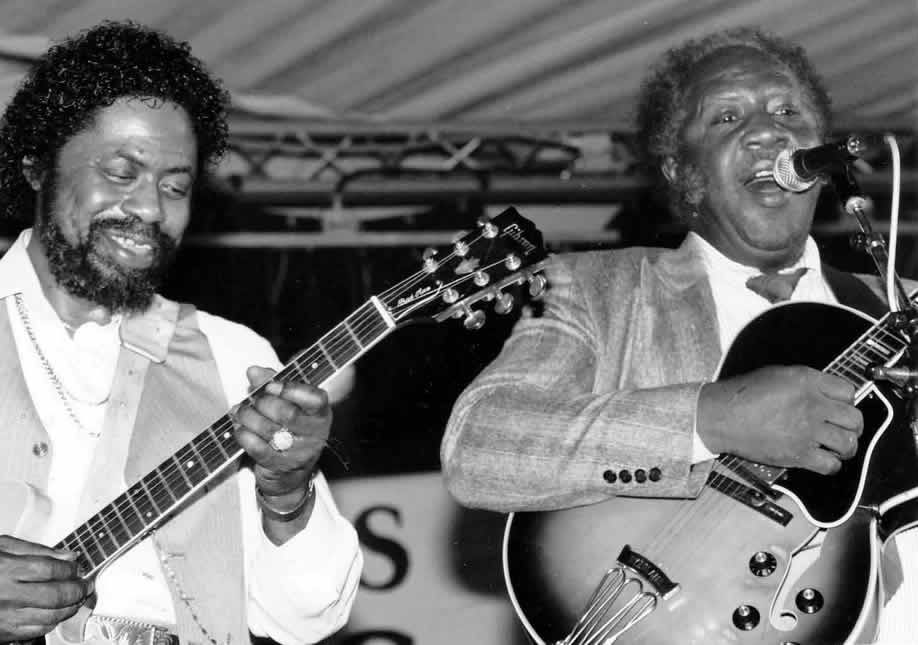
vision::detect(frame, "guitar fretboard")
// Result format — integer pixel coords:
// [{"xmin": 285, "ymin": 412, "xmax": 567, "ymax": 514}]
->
[
  {"xmin": 57, "ymin": 298, "xmax": 394, "ymax": 577},
  {"xmin": 826, "ymin": 313, "xmax": 909, "ymax": 388}
]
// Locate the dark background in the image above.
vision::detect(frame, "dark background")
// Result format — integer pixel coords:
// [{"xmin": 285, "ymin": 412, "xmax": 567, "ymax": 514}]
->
[{"xmin": 155, "ymin": 179, "xmax": 916, "ymax": 483}]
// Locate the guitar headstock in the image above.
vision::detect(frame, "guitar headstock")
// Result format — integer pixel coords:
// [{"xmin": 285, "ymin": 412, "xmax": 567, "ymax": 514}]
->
[{"xmin": 378, "ymin": 207, "xmax": 549, "ymax": 330}]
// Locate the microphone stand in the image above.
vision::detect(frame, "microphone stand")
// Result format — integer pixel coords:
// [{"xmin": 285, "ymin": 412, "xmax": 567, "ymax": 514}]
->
[
  {"xmin": 833, "ymin": 155, "xmax": 918, "ymax": 384},
  {"xmin": 835, "ymin": 166, "xmax": 912, "ymax": 316},
  {"xmin": 837, "ymin": 163, "xmax": 918, "ymax": 544}
]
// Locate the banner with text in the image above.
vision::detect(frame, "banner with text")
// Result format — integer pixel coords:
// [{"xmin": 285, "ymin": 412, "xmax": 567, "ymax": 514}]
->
[{"xmin": 329, "ymin": 472, "xmax": 528, "ymax": 644}]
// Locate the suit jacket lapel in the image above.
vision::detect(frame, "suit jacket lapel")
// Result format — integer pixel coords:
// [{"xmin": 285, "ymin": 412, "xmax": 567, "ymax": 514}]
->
[{"xmin": 643, "ymin": 239, "xmax": 722, "ymax": 383}]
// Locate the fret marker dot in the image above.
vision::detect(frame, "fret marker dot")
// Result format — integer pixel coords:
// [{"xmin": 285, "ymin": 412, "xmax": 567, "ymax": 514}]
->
[
  {"xmin": 146, "ymin": 511, "xmax": 153, "ymax": 518},
  {"xmin": 312, "ymin": 362, "xmax": 319, "ymax": 369},
  {"xmin": 186, "ymin": 460, "xmax": 195, "ymax": 469},
  {"xmin": 223, "ymin": 432, "xmax": 231, "ymax": 439}
]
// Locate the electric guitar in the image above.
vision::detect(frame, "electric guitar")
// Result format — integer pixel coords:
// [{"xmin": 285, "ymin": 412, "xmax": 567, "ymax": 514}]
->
[
  {"xmin": 504, "ymin": 298, "xmax": 918, "ymax": 644},
  {"xmin": 0, "ymin": 206, "xmax": 548, "ymax": 644}
]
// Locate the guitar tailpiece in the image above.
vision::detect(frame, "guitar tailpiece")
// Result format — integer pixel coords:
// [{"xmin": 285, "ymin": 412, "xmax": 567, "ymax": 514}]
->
[{"xmin": 558, "ymin": 566, "xmax": 658, "ymax": 645}]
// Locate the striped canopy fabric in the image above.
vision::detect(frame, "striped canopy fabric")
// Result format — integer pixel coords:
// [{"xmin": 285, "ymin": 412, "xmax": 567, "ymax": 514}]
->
[{"xmin": 0, "ymin": 0, "xmax": 914, "ymax": 129}]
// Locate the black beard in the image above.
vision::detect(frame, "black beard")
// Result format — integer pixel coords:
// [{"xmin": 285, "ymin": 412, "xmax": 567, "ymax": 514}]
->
[{"xmin": 37, "ymin": 195, "xmax": 179, "ymax": 314}]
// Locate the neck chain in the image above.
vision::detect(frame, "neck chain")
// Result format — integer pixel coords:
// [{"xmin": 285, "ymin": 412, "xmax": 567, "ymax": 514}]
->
[
  {"xmin": 155, "ymin": 536, "xmax": 225, "ymax": 645},
  {"xmin": 14, "ymin": 292, "xmax": 104, "ymax": 438}
]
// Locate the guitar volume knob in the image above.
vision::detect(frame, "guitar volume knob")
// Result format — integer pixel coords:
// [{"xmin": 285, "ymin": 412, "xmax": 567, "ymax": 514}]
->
[
  {"xmin": 795, "ymin": 588, "xmax": 823, "ymax": 614},
  {"xmin": 749, "ymin": 551, "xmax": 777, "ymax": 577},
  {"xmin": 732, "ymin": 605, "xmax": 760, "ymax": 631}
]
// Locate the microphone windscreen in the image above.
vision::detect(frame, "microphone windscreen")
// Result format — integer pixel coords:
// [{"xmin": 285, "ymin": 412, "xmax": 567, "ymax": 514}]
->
[{"xmin": 773, "ymin": 148, "xmax": 818, "ymax": 193}]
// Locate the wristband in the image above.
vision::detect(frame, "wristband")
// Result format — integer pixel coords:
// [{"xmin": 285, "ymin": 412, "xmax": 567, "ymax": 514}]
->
[{"xmin": 256, "ymin": 473, "xmax": 316, "ymax": 522}]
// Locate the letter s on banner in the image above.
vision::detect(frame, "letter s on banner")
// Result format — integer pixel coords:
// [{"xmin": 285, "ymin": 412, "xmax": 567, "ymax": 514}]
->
[{"xmin": 355, "ymin": 505, "xmax": 410, "ymax": 590}]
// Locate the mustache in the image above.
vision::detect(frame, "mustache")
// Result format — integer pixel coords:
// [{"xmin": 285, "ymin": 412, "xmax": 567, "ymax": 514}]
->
[{"xmin": 91, "ymin": 216, "xmax": 177, "ymax": 249}]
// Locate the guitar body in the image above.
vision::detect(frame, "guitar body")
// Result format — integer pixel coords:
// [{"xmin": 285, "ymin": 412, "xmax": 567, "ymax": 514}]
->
[
  {"xmin": 505, "ymin": 494, "xmax": 880, "ymax": 644},
  {"xmin": 505, "ymin": 301, "xmax": 918, "ymax": 644}
]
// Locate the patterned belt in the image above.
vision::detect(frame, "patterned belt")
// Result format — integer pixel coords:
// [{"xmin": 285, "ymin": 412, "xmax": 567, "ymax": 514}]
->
[{"xmin": 84, "ymin": 615, "xmax": 179, "ymax": 645}]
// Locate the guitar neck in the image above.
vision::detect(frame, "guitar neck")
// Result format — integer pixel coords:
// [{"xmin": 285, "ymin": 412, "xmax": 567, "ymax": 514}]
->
[
  {"xmin": 824, "ymin": 310, "xmax": 909, "ymax": 390},
  {"xmin": 57, "ymin": 297, "xmax": 396, "ymax": 578}
]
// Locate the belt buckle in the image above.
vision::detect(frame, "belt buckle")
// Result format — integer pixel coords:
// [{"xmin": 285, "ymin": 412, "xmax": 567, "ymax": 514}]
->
[
  {"xmin": 86, "ymin": 615, "xmax": 179, "ymax": 645},
  {"xmin": 150, "ymin": 626, "xmax": 179, "ymax": 645}
]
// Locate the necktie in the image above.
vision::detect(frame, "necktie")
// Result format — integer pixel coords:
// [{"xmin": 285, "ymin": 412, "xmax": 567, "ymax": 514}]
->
[{"xmin": 745, "ymin": 267, "xmax": 808, "ymax": 303}]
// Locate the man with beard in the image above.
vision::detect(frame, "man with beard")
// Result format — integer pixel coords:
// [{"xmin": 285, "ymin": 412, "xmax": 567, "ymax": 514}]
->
[
  {"xmin": 0, "ymin": 21, "xmax": 360, "ymax": 645},
  {"xmin": 443, "ymin": 28, "xmax": 918, "ymax": 642}
]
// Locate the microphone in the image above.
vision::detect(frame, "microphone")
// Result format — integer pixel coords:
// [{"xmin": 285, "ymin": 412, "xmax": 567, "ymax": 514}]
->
[{"xmin": 772, "ymin": 134, "xmax": 870, "ymax": 192}]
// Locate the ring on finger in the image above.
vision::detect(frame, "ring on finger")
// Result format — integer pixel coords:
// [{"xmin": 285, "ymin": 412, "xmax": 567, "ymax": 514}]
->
[{"xmin": 269, "ymin": 426, "xmax": 295, "ymax": 452}]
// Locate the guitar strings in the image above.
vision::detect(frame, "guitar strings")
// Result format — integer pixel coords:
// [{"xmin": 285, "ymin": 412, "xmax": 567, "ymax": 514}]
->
[
  {"xmin": 71, "ymin": 237, "xmax": 541, "ymax": 562},
  {"xmin": 68, "ymin": 303, "xmax": 391, "ymax": 561},
  {"xmin": 67, "ymin": 303, "xmax": 396, "ymax": 558},
  {"xmin": 62, "ymin": 306, "xmax": 392, "ymax": 559},
  {"xmin": 376, "ymin": 234, "xmax": 479, "ymax": 303},
  {"xmin": 63, "ymin": 231, "xmax": 516, "ymax": 562}
]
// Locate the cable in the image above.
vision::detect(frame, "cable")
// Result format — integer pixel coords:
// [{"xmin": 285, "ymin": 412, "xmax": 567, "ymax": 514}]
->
[{"xmin": 884, "ymin": 133, "xmax": 902, "ymax": 310}]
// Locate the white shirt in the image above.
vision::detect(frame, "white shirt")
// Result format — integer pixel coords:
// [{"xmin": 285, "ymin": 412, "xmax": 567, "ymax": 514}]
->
[
  {"xmin": 0, "ymin": 230, "xmax": 361, "ymax": 645},
  {"xmin": 688, "ymin": 232, "xmax": 917, "ymax": 643}
]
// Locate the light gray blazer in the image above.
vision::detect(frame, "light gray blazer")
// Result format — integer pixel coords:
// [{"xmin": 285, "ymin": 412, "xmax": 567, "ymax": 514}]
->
[{"xmin": 441, "ymin": 238, "xmax": 892, "ymax": 513}]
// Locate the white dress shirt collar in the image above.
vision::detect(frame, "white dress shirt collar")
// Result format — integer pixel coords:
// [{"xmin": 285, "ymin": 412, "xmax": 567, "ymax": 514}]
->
[
  {"xmin": 685, "ymin": 230, "xmax": 824, "ymax": 287},
  {"xmin": 683, "ymin": 231, "xmax": 837, "ymax": 353}
]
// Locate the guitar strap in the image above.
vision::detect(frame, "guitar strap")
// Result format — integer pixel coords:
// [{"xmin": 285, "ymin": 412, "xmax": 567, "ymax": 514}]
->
[
  {"xmin": 822, "ymin": 264, "xmax": 889, "ymax": 319},
  {"xmin": 822, "ymin": 264, "xmax": 905, "ymax": 603},
  {"xmin": 74, "ymin": 300, "xmax": 176, "ymax": 525}
]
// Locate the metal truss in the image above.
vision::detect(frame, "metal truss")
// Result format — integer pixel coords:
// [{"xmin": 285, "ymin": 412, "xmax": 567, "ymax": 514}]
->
[
  {"xmin": 218, "ymin": 119, "xmax": 916, "ymax": 209},
  {"xmin": 194, "ymin": 120, "xmax": 918, "ymax": 248},
  {"xmin": 218, "ymin": 120, "xmax": 654, "ymax": 208}
]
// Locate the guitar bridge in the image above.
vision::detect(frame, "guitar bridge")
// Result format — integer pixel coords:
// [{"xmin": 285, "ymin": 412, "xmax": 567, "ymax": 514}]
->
[{"xmin": 554, "ymin": 545, "xmax": 679, "ymax": 645}]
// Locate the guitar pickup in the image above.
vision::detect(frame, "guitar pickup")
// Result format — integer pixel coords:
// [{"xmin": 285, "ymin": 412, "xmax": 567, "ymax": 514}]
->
[
  {"xmin": 709, "ymin": 472, "xmax": 793, "ymax": 526},
  {"xmin": 718, "ymin": 459, "xmax": 783, "ymax": 500}
]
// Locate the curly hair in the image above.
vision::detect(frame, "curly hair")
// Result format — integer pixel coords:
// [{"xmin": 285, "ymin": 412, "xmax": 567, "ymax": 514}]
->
[
  {"xmin": 0, "ymin": 20, "xmax": 230, "ymax": 224},
  {"xmin": 634, "ymin": 27, "xmax": 833, "ymax": 218}
]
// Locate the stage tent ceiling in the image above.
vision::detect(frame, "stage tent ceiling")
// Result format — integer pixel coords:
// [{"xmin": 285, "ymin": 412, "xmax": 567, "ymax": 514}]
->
[
  {"xmin": 0, "ymin": 0, "xmax": 915, "ymax": 250},
  {"xmin": 0, "ymin": 0, "xmax": 914, "ymax": 128}
]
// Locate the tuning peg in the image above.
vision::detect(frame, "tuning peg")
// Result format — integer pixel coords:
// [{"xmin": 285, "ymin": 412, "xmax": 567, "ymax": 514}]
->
[
  {"xmin": 422, "ymin": 247, "xmax": 438, "ymax": 273},
  {"xmin": 454, "ymin": 240, "xmax": 470, "ymax": 257},
  {"xmin": 477, "ymin": 216, "xmax": 499, "ymax": 238},
  {"xmin": 504, "ymin": 254, "xmax": 522, "ymax": 271},
  {"xmin": 474, "ymin": 271, "xmax": 490, "ymax": 287},
  {"xmin": 442, "ymin": 288, "xmax": 460, "ymax": 304},
  {"xmin": 463, "ymin": 309, "xmax": 486, "ymax": 331},
  {"xmin": 528, "ymin": 273, "xmax": 547, "ymax": 298},
  {"xmin": 494, "ymin": 292, "xmax": 514, "ymax": 315}
]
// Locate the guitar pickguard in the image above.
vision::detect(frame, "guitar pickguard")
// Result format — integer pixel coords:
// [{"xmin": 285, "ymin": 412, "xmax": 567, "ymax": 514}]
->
[{"xmin": 719, "ymin": 302, "xmax": 918, "ymax": 526}]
